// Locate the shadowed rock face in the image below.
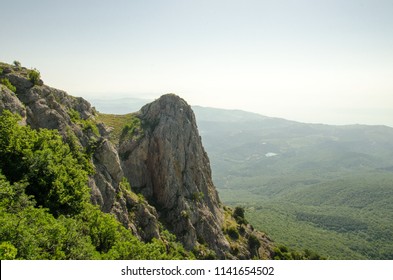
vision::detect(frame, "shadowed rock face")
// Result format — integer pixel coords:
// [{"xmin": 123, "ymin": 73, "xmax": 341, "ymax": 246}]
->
[{"xmin": 120, "ymin": 94, "xmax": 230, "ymax": 256}]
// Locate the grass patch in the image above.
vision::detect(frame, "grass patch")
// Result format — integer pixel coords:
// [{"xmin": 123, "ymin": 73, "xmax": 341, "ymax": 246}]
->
[{"xmin": 97, "ymin": 113, "xmax": 143, "ymax": 144}]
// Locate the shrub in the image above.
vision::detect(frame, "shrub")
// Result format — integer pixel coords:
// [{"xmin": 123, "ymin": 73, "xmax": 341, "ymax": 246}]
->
[
  {"xmin": 1, "ymin": 78, "xmax": 16, "ymax": 93},
  {"xmin": 68, "ymin": 109, "xmax": 99, "ymax": 136},
  {"xmin": 181, "ymin": 210, "xmax": 189, "ymax": 219},
  {"xmin": 230, "ymin": 244, "xmax": 239, "ymax": 256},
  {"xmin": 120, "ymin": 117, "xmax": 143, "ymax": 142},
  {"xmin": 192, "ymin": 191, "xmax": 204, "ymax": 202},
  {"xmin": 82, "ymin": 119, "xmax": 99, "ymax": 136},
  {"xmin": 68, "ymin": 108, "xmax": 81, "ymax": 122},
  {"xmin": 28, "ymin": 69, "xmax": 41, "ymax": 85},
  {"xmin": 0, "ymin": 111, "xmax": 90, "ymax": 216},
  {"xmin": 248, "ymin": 234, "xmax": 261, "ymax": 250},
  {"xmin": 233, "ymin": 206, "xmax": 248, "ymax": 224},
  {"xmin": 226, "ymin": 227, "xmax": 240, "ymax": 240},
  {"xmin": 234, "ymin": 206, "xmax": 245, "ymax": 219},
  {"xmin": 0, "ymin": 242, "xmax": 18, "ymax": 260},
  {"xmin": 119, "ymin": 177, "xmax": 131, "ymax": 191}
]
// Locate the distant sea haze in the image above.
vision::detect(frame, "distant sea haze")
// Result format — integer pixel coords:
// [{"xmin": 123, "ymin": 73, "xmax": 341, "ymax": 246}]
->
[{"xmin": 87, "ymin": 96, "xmax": 393, "ymax": 128}]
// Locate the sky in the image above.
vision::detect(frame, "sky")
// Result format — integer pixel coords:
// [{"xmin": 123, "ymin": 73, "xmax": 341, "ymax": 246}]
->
[{"xmin": 2, "ymin": 0, "xmax": 393, "ymax": 126}]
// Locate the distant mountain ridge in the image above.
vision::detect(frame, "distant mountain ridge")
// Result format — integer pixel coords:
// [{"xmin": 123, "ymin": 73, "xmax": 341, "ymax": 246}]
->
[
  {"xmin": 191, "ymin": 103, "xmax": 393, "ymax": 260},
  {"xmin": 90, "ymin": 96, "xmax": 393, "ymax": 128}
]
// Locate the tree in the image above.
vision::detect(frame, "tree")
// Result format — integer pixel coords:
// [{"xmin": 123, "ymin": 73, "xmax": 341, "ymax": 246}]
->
[
  {"xmin": 233, "ymin": 206, "xmax": 248, "ymax": 224},
  {"xmin": 13, "ymin": 61, "xmax": 21, "ymax": 68}
]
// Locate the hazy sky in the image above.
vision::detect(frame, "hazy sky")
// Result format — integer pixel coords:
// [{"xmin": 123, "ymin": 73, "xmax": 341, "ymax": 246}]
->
[{"xmin": 2, "ymin": 0, "xmax": 393, "ymax": 126}]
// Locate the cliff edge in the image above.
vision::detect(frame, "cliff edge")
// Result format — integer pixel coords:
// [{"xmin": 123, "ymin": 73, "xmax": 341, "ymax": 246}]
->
[{"xmin": 0, "ymin": 62, "xmax": 273, "ymax": 259}]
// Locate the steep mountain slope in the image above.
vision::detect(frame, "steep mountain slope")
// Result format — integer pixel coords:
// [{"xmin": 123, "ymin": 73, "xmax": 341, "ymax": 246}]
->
[{"xmin": 0, "ymin": 62, "xmax": 273, "ymax": 259}]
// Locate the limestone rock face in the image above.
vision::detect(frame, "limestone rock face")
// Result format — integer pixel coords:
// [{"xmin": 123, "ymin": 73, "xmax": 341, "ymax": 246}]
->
[
  {"xmin": 1, "ymin": 63, "xmax": 273, "ymax": 259},
  {"xmin": 120, "ymin": 94, "xmax": 230, "ymax": 256},
  {"xmin": 0, "ymin": 85, "xmax": 26, "ymax": 124},
  {"xmin": 0, "ymin": 64, "xmax": 155, "ymax": 237},
  {"xmin": 91, "ymin": 138, "xmax": 124, "ymax": 211}
]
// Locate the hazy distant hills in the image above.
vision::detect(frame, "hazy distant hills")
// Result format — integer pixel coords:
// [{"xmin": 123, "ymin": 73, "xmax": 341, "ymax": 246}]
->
[
  {"xmin": 193, "ymin": 105, "xmax": 393, "ymax": 259},
  {"xmin": 91, "ymin": 97, "xmax": 393, "ymax": 259},
  {"xmin": 89, "ymin": 97, "xmax": 151, "ymax": 114},
  {"xmin": 194, "ymin": 105, "xmax": 393, "ymax": 186}
]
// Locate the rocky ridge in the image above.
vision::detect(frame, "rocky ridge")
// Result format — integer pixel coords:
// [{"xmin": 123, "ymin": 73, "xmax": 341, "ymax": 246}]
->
[
  {"xmin": 0, "ymin": 62, "xmax": 273, "ymax": 259},
  {"xmin": 120, "ymin": 94, "xmax": 230, "ymax": 256}
]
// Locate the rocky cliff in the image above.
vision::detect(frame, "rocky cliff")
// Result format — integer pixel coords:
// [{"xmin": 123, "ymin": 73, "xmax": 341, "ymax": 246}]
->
[
  {"xmin": 120, "ymin": 94, "xmax": 230, "ymax": 256},
  {"xmin": 0, "ymin": 62, "xmax": 273, "ymax": 259}
]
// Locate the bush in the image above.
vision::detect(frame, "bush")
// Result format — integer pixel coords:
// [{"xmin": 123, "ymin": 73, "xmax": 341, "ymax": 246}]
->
[
  {"xmin": 13, "ymin": 61, "xmax": 21, "ymax": 68},
  {"xmin": 192, "ymin": 191, "xmax": 204, "ymax": 202},
  {"xmin": 1, "ymin": 78, "xmax": 16, "ymax": 93},
  {"xmin": 28, "ymin": 69, "xmax": 41, "ymax": 85},
  {"xmin": 226, "ymin": 227, "xmax": 240, "ymax": 240},
  {"xmin": 248, "ymin": 234, "xmax": 261, "ymax": 250},
  {"xmin": 68, "ymin": 109, "xmax": 99, "ymax": 136},
  {"xmin": 68, "ymin": 108, "xmax": 81, "ymax": 122},
  {"xmin": 0, "ymin": 242, "xmax": 18, "ymax": 260},
  {"xmin": 82, "ymin": 120, "xmax": 99, "ymax": 136},
  {"xmin": 233, "ymin": 206, "xmax": 248, "ymax": 224},
  {"xmin": 0, "ymin": 111, "xmax": 90, "ymax": 216},
  {"xmin": 234, "ymin": 206, "xmax": 245, "ymax": 219},
  {"xmin": 120, "ymin": 117, "xmax": 143, "ymax": 142}
]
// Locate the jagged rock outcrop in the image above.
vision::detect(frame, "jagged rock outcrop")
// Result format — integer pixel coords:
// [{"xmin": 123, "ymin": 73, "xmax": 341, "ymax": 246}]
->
[
  {"xmin": 0, "ymin": 85, "xmax": 26, "ymax": 124},
  {"xmin": 0, "ymin": 63, "xmax": 154, "ymax": 237},
  {"xmin": 0, "ymin": 62, "xmax": 273, "ymax": 259},
  {"xmin": 120, "ymin": 94, "xmax": 231, "ymax": 256}
]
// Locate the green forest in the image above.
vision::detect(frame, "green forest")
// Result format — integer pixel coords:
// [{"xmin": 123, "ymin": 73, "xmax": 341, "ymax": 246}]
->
[
  {"xmin": 0, "ymin": 111, "xmax": 192, "ymax": 260},
  {"xmin": 194, "ymin": 106, "xmax": 393, "ymax": 260},
  {"xmin": 221, "ymin": 172, "xmax": 393, "ymax": 259}
]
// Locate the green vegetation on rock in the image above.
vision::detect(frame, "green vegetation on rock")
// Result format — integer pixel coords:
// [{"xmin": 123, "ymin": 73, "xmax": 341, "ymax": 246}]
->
[
  {"xmin": 28, "ymin": 68, "xmax": 41, "ymax": 85},
  {"xmin": 1, "ymin": 78, "xmax": 16, "ymax": 93},
  {"xmin": 0, "ymin": 111, "xmax": 193, "ymax": 260},
  {"xmin": 0, "ymin": 110, "xmax": 90, "ymax": 216},
  {"xmin": 68, "ymin": 109, "xmax": 99, "ymax": 136},
  {"xmin": 97, "ymin": 113, "xmax": 143, "ymax": 144}
]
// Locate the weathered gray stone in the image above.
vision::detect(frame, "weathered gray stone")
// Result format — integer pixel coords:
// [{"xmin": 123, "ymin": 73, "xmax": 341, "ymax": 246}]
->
[
  {"xmin": 94, "ymin": 139, "xmax": 124, "ymax": 183},
  {"xmin": 120, "ymin": 94, "xmax": 230, "ymax": 257},
  {"xmin": 0, "ymin": 85, "xmax": 26, "ymax": 123}
]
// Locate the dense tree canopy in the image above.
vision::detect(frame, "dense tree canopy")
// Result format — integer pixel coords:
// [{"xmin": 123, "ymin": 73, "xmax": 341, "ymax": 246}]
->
[{"xmin": 0, "ymin": 110, "xmax": 90, "ymax": 216}]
